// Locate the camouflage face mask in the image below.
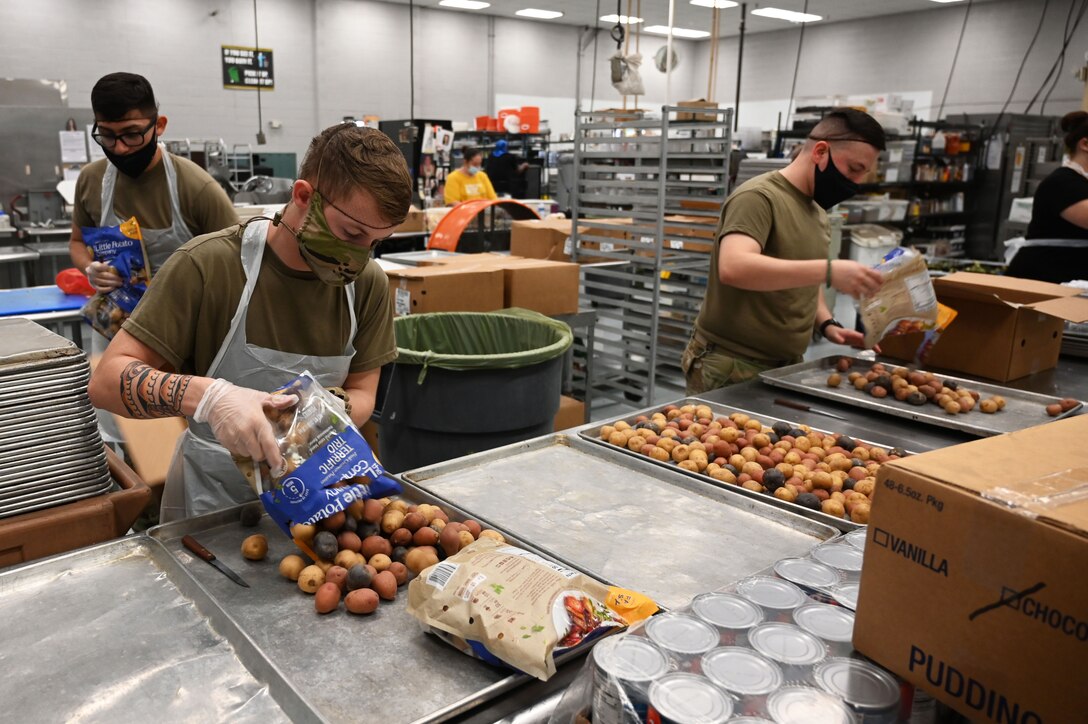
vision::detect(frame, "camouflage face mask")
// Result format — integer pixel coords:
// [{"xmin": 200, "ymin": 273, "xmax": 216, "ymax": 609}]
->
[{"xmin": 276, "ymin": 190, "xmax": 371, "ymax": 286}]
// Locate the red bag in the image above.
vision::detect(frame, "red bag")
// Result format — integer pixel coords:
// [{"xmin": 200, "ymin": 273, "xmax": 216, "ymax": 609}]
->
[{"xmin": 56, "ymin": 268, "xmax": 95, "ymax": 296}]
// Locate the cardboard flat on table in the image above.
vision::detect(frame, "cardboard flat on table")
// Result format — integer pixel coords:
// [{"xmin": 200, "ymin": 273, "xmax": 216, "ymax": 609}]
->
[
  {"xmin": 854, "ymin": 415, "xmax": 1088, "ymax": 722},
  {"xmin": 385, "ymin": 264, "xmax": 504, "ymax": 316},
  {"xmin": 878, "ymin": 272, "xmax": 1088, "ymax": 381}
]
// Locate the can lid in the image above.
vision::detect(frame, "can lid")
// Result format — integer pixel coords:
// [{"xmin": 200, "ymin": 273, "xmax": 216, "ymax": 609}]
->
[
  {"xmin": 845, "ymin": 528, "xmax": 867, "ymax": 551},
  {"xmin": 701, "ymin": 646, "xmax": 784, "ymax": 696},
  {"xmin": 725, "ymin": 719, "xmax": 775, "ymax": 724},
  {"xmin": 792, "ymin": 604, "xmax": 855, "ymax": 643},
  {"xmin": 646, "ymin": 613, "xmax": 720, "ymax": 655},
  {"xmin": 811, "ymin": 543, "xmax": 864, "ymax": 572},
  {"xmin": 692, "ymin": 593, "xmax": 765, "ymax": 631},
  {"xmin": 830, "ymin": 582, "xmax": 860, "ymax": 611},
  {"xmin": 766, "ymin": 686, "xmax": 854, "ymax": 724},
  {"xmin": 648, "ymin": 672, "xmax": 735, "ymax": 723},
  {"xmin": 773, "ymin": 558, "xmax": 841, "ymax": 590},
  {"xmin": 815, "ymin": 658, "xmax": 901, "ymax": 711},
  {"xmin": 593, "ymin": 634, "xmax": 669, "ymax": 683},
  {"xmin": 748, "ymin": 623, "xmax": 826, "ymax": 665},
  {"xmin": 736, "ymin": 576, "xmax": 808, "ymax": 610}
]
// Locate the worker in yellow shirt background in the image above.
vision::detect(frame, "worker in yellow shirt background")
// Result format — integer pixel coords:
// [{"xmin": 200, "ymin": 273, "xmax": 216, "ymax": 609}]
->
[{"xmin": 444, "ymin": 147, "xmax": 497, "ymax": 204}]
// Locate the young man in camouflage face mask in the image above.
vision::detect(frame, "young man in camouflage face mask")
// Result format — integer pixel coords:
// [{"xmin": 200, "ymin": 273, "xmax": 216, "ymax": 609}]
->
[{"xmin": 90, "ymin": 124, "xmax": 413, "ymax": 522}]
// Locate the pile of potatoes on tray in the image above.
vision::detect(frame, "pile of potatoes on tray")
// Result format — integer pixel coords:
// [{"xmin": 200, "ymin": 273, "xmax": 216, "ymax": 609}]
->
[
  {"xmin": 240, "ymin": 498, "xmax": 506, "ymax": 615},
  {"xmin": 598, "ymin": 403, "xmax": 907, "ymax": 523}
]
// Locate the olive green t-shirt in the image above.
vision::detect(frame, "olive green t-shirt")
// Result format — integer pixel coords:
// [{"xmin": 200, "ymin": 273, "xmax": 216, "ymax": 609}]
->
[
  {"xmin": 73, "ymin": 153, "xmax": 238, "ymax": 237},
  {"xmin": 695, "ymin": 171, "xmax": 830, "ymax": 363},
  {"xmin": 122, "ymin": 224, "xmax": 397, "ymax": 376}
]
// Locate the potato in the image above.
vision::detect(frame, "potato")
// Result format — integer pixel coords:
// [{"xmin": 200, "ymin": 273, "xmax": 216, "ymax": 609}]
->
[
  {"xmin": 241, "ymin": 534, "xmax": 268, "ymax": 561},
  {"xmin": 671, "ymin": 444, "xmax": 691, "ymax": 462},
  {"xmin": 325, "ymin": 565, "xmax": 349, "ymax": 591},
  {"xmin": 369, "ymin": 553, "xmax": 392, "ymax": 572},
  {"xmin": 372, "ymin": 571, "xmax": 398, "ymax": 600},
  {"xmin": 406, "ymin": 546, "xmax": 440, "ymax": 573},
  {"xmin": 321, "ymin": 511, "xmax": 346, "ymax": 532},
  {"xmin": 298, "ymin": 565, "xmax": 326, "ymax": 594},
  {"xmin": 413, "ymin": 526, "xmax": 440, "ymax": 546},
  {"xmin": 478, "ymin": 529, "xmax": 506, "ymax": 544},
  {"xmin": 440, "ymin": 524, "xmax": 463, "ymax": 557},
  {"xmin": 388, "ymin": 561, "xmax": 409, "ymax": 586},
  {"xmin": 1060, "ymin": 397, "xmax": 1079, "ymax": 412},
  {"xmin": 821, "ymin": 499, "xmax": 846, "ymax": 517},
  {"xmin": 649, "ymin": 446, "xmax": 671, "ymax": 462},
  {"xmin": 599, "ymin": 425, "xmax": 616, "ymax": 440},
  {"xmin": 337, "ymin": 531, "xmax": 362, "ymax": 553},
  {"xmin": 1046, "ymin": 403, "xmax": 1062, "ymax": 417},
  {"xmin": 278, "ymin": 554, "xmax": 306, "ymax": 581},
  {"xmin": 853, "ymin": 479, "xmax": 876, "ymax": 497},
  {"xmin": 678, "ymin": 460, "xmax": 700, "ymax": 472},
  {"xmin": 774, "ymin": 486, "xmax": 798, "ymax": 502},
  {"xmin": 608, "ymin": 431, "xmax": 627, "ymax": 446},
  {"xmin": 361, "ymin": 535, "xmax": 392, "ymax": 559},
  {"xmin": 415, "ymin": 504, "xmax": 438, "ymax": 523},
  {"xmin": 402, "ymin": 512, "xmax": 426, "ymax": 532},
  {"xmin": 827, "ymin": 373, "xmax": 842, "ymax": 388},
  {"xmin": 290, "ymin": 523, "xmax": 316, "ymax": 543},
  {"xmin": 979, "ymin": 399, "xmax": 998, "ymax": 414},
  {"xmin": 345, "ymin": 588, "xmax": 380, "ymax": 615},
  {"xmin": 384, "ymin": 500, "xmax": 409, "ymax": 515},
  {"xmin": 710, "ymin": 467, "xmax": 737, "ymax": 484},
  {"xmin": 458, "ymin": 530, "xmax": 475, "ymax": 548},
  {"xmin": 850, "ymin": 503, "xmax": 871, "ymax": 524},
  {"xmin": 390, "ymin": 527, "xmax": 413, "ymax": 546},
  {"xmin": 334, "ymin": 549, "xmax": 358, "ymax": 569},
  {"xmin": 381, "ymin": 510, "xmax": 406, "ymax": 534},
  {"xmin": 315, "ymin": 582, "xmax": 341, "ymax": 614},
  {"xmin": 362, "ymin": 498, "xmax": 384, "ymax": 524},
  {"xmin": 347, "ymin": 499, "xmax": 367, "ymax": 521}
]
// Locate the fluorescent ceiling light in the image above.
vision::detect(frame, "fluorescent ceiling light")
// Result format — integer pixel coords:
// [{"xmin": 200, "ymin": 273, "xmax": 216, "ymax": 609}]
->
[
  {"xmin": 644, "ymin": 25, "xmax": 711, "ymax": 38},
  {"xmin": 439, "ymin": 0, "xmax": 490, "ymax": 9},
  {"xmin": 750, "ymin": 7, "xmax": 822, "ymax": 22},
  {"xmin": 690, "ymin": 0, "xmax": 740, "ymax": 8},
  {"xmin": 600, "ymin": 14, "xmax": 644, "ymax": 25},
  {"xmin": 516, "ymin": 8, "xmax": 563, "ymax": 18}
]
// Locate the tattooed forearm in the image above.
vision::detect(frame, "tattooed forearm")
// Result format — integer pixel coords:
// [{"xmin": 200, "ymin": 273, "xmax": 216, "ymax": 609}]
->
[{"xmin": 119, "ymin": 361, "xmax": 194, "ymax": 419}]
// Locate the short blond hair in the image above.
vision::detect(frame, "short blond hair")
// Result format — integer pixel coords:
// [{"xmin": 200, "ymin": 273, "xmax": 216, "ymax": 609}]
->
[{"xmin": 299, "ymin": 124, "xmax": 412, "ymax": 225}]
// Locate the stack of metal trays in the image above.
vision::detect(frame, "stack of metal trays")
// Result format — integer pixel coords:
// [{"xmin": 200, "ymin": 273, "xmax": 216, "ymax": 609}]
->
[
  {"xmin": 0, "ymin": 319, "xmax": 110, "ymax": 519},
  {"xmin": 1062, "ymin": 321, "xmax": 1088, "ymax": 358}
]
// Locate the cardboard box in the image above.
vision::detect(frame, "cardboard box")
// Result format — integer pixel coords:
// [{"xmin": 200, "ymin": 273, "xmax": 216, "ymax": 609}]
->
[
  {"xmin": 385, "ymin": 264, "xmax": 504, "ymax": 316},
  {"xmin": 510, "ymin": 219, "xmax": 626, "ymax": 264},
  {"xmin": 553, "ymin": 395, "xmax": 585, "ymax": 431},
  {"xmin": 112, "ymin": 415, "xmax": 187, "ymax": 508},
  {"xmin": 663, "ymin": 214, "xmax": 719, "ymax": 254},
  {"xmin": 878, "ymin": 272, "xmax": 1088, "ymax": 381},
  {"xmin": 434, "ymin": 253, "xmax": 580, "ymax": 316},
  {"xmin": 675, "ymin": 99, "xmax": 720, "ymax": 122},
  {"xmin": 854, "ymin": 415, "xmax": 1088, "ymax": 722},
  {"xmin": 394, "ymin": 207, "xmax": 426, "ymax": 234}
]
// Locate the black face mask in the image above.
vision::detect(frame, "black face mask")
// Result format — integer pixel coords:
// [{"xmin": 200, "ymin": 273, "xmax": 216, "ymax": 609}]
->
[
  {"xmin": 812, "ymin": 149, "xmax": 859, "ymax": 210},
  {"xmin": 104, "ymin": 133, "xmax": 158, "ymax": 179}
]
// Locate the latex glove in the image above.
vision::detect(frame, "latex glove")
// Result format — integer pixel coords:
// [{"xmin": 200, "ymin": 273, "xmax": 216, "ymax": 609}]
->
[
  {"xmin": 830, "ymin": 260, "xmax": 883, "ymax": 298},
  {"xmin": 194, "ymin": 379, "xmax": 298, "ymax": 475},
  {"xmin": 84, "ymin": 261, "xmax": 124, "ymax": 293}
]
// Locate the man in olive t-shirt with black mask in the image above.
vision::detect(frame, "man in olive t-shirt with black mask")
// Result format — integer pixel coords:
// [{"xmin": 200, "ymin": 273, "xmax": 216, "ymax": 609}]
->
[{"xmin": 682, "ymin": 109, "xmax": 886, "ymax": 394}]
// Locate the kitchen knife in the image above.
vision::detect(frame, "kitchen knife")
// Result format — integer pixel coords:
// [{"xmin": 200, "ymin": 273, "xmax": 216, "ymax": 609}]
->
[
  {"xmin": 773, "ymin": 397, "xmax": 849, "ymax": 421},
  {"xmin": 182, "ymin": 534, "xmax": 250, "ymax": 588}
]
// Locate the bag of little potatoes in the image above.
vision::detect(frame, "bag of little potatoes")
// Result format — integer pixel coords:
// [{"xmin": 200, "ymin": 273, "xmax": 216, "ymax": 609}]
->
[
  {"xmin": 408, "ymin": 537, "xmax": 657, "ymax": 681},
  {"xmin": 234, "ymin": 371, "xmax": 401, "ymax": 536},
  {"xmin": 857, "ymin": 246, "xmax": 957, "ymax": 359}
]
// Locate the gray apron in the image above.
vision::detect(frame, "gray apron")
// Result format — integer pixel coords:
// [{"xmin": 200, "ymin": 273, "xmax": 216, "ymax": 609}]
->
[
  {"xmin": 160, "ymin": 219, "xmax": 357, "ymax": 522},
  {"xmin": 100, "ymin": 144, "xmax": 193, "ymax": 275}
]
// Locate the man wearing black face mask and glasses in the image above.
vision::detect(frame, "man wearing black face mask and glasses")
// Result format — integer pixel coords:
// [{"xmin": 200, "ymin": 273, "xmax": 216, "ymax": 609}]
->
[
  {"xmin": 682, "ymin": 109, "xmax": 886, "ymax": 395},
  {"xmin": 68, "ymin": 72, "xmax": 237, "ymax": 293}
]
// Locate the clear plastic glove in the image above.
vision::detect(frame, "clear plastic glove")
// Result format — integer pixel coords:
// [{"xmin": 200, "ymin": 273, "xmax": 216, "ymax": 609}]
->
[
  {"xmin": 193, "ymin": 379, "xmax": 298, "ymax": 475},
  {"xmin": 84, "ymin": 261, "xmax": 123, "ymax": 293},
  {"xmin": 830, "ymin": 259, "xmax": 883, "ymax": 298}
]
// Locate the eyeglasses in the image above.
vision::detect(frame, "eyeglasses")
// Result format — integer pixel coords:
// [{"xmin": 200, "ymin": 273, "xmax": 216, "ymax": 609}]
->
[{"xmin": 91, "ymin": 118, "xmax": 157, "ymax": 149}]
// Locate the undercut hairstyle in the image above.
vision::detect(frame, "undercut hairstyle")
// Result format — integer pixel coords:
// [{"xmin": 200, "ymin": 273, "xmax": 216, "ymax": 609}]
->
[
  {"xmin": 1060, "ymin": 111, "xmax": 1088, "ymax": 153},
  {"xmin": 807, "ymin": 109, "xmax": 887, "ymax": 152},
  {"xmin": 299, "ymin": 124, "xmax": 413, "ymax": 226},
  {"xmin": 91, "ymin": 72, "xmax": 158, "ymax": 121}
]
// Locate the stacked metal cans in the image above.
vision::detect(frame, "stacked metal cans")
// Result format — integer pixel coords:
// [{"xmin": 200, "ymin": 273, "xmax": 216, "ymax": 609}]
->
[
  {"xmin": 589, "ymin": 532, "xmax": 903, "ymax": 723},
  {"xmin": 0, "ymin": 319, "xmax": 110, "ymax": 518}
]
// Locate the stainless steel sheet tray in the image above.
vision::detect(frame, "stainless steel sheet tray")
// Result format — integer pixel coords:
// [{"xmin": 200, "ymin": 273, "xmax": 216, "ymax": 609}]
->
[
  {"xmin": 0, "ymin": 453, "xmax": 109, "ymax": 488},
  {"xmin": 0, "ymin": 426, "xmax": 101, "ymax": 457},
  {"xmin": 0, "ymin": 374, "xmax": 91, "ymax": 402},
  {"xmin": 0, "ymin": 416, "xmax": 100, "ymax": 448},
  {"xmin": 0, "ymin": 536, "xmax": 304, "ymax": 722},
  {"xmin": 401, "ymin": 434, "xmax": 838, "ymax": 610},
  {"xmin": 0, "ymin": 361, "xmax": 89, "ymax": 385},
  {"xmin": 0, "ymin": 468, "xmax": 111, "ymax": 501},
  {"xmin": 576, "ymin": 399, "xmax": 912, "ymax": 532},
  {"xmin": 0, "ymin": 404, "xmax": 97, "ymax": 431},
  {"xmin": 0, "ymin": 482, "xmax": 113, "ymax": 519},
  {"xmin": 759, "ymin": 355, "xmax": 1083, "ymax": 437},
  {"xmin": 149, "ymin": 483, "xmax": 597, "ymax": 724}
]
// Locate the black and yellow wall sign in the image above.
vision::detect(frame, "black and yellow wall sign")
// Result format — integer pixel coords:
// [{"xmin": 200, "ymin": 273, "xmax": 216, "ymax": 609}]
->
[{"xmin": 222, "ymin": 45, "xmax": 275, "ymax": 90}]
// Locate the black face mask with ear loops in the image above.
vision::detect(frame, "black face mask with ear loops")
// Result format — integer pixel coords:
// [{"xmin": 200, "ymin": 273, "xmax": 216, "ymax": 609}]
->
[{"xmin": 812, "ymin": 149, "xmax": 860, "ymax": 210}]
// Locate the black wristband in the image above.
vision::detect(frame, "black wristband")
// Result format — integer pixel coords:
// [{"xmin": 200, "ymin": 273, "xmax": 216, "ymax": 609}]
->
[{"xmin": 819, "ymin": 318, "xmax": 843, "ymax": 339}]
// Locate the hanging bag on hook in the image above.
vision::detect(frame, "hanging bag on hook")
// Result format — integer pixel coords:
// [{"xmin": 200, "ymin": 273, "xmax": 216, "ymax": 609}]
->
[{"xmin": 610, "ymin": 51, "xmax": 645, "ymax": 95}]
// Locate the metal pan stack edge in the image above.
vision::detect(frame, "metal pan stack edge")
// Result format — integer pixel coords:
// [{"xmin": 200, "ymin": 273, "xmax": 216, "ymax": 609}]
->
[{"xmin": 0, "ymin": 320, "xmax": 111, "ymax": 518}]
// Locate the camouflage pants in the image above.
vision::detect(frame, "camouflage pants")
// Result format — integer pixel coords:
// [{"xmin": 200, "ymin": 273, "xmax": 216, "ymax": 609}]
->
[{"xmin": 681, "ymin": 334, "xmax": 792, "ymax": 395}]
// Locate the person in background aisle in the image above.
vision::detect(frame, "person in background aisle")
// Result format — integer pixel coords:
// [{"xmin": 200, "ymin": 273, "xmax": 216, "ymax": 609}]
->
[
  {"xmin": 484, "ymin": 139, "xmax": 530, "ymax": 197},
  {"xmin": 682, "ymin": 109, "xmax": 887, "ymax": 395},
  {"xmin": 1016, "ymin": 110, "xmax": 1088, "ymax": 283},
  {"xmin": 69, "ymin": 72, "xmax": 238, "ymax": 292},
  {"xmin": 443, "ymin": 146, "xmax": 497, "ymax": 204},
  {"xmin": 88, "ymin": 123, "xmax": 412, "ymax": 522}
]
